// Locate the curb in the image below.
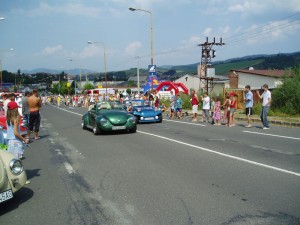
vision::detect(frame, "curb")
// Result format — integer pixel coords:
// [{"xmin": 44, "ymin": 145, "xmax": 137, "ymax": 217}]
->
[{"xmin": 166, "ymin": 111, "xmax": 300, "ymax": 127}]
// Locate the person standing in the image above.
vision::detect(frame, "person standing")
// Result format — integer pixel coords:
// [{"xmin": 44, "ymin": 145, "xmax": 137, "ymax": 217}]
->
[
  {"xmin": 6, "ymin": 101, "xmax": 29, "ymax": 159},
  {"xmin": 222, "ymin": 93, "xmax": 230, "ymax": 124},
  {"xmin": 213, "ymin": 96, "xmax": 221, "ymax": 125},
  {"xmin": 210, "ymin": 97, "xmax": 215, "ymax": 124},
  {"xmin": 228, "ymin": 92, "xmax": 237, "ymax": 127},
  {"xmin": 176, "ymin": 94, "xmax": 183, "ymax": 119},
  {"xmin": 28, "ymin": 90, "xmax": 42, "ymax": 140},
  {"xmin": 256, "ymin": 84, "xmax": 271, "ymax": 129},
  {"xmin": 244, "ymin": 85, "xmax": 253, "ymax": 128},
  {"xmin": 3, "ymin": 93, "xmax": 14, "ymax": 116},
  {"xmin": 191, "ymin": 89, "xmax": 199, "ymax": 122},
  {"xmin": 200, "ymin": 92, "xmax": 210, "ymax": 123},
  {"xmin": 22, "ymin": 91, "xmax": 31, "ymax": 139}
]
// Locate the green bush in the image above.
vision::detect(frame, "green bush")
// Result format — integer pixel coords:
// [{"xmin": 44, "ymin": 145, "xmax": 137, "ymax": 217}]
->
[{"xmin": 271, "ymin": 66, "xmax": 300, "ymax": 115}]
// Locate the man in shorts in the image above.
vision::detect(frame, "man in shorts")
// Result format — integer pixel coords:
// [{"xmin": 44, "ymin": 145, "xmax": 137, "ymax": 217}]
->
[
  {"xmin": 22, "ymin": 91, "xmax": 31, "ymax": 139},
  {"xmin": 28, "ymin": 90, "xmax": 42, "ymax": 140},
  {"xmin": 191, "ymin": 89, "xmax": 199, "ymax": 122},
  {"xmin": 244, "ymin": 85, "xmax": 253, "ymax": 128},
  {"xmin": 176, "ymin": 94, "xmax": 182, "ymax": 119},
  {"xmin": 201, "ymin": 92, "xmax": 210, "ymax": 123}
]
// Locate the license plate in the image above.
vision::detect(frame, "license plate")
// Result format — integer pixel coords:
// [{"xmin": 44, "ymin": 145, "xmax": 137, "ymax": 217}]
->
[
  {"xmin": 144, "ymin": 117, "xmax": 154, "ymax": 120},
  {"xmin": 0, "ymin": 189, "xmax": 13, "ymax": 203},
  {"xmin": 112, "ymin": 126, "xmax": 126, "ymax": 130}
]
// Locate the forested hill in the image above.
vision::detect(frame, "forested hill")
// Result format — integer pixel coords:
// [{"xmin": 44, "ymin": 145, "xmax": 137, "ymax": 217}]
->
[{"xmin": 168, "ymin": 51, "xmax": 300, "ymax": 76}]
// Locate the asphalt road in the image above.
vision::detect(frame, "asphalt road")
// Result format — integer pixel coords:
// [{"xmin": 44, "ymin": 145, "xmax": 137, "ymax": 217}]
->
[{"xmin": 1, "ymin": 104, "xmax": 300, "ymax": 225}]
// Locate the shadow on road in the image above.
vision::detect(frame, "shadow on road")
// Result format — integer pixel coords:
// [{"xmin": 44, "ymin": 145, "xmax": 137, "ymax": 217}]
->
[
  {"xmin": 26, "ymin": 168, "xmax": 41, "ymax": 180},
  {"xmin": 0, "ymin": 187, "xmax": 34, "ymax": 216}
]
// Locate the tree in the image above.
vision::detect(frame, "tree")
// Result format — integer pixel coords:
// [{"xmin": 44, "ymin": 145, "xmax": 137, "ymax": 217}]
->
[
  {"xmin": 127, "ymin": 81, "xmax": 136, "ymax": 87},
  {"xmin": 83, "ymin": 82, "xmax": 94, "ymax": 91},
  {"xmin": 271, "ymin": 66, "xmax": 300, "ymax": 114}
]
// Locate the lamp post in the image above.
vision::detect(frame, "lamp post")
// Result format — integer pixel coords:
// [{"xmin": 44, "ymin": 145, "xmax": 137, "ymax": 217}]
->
[
  {"xmin": 134, "ymin": 56, "xmax": 141, "ymax": 94},
  {"xmin": 0, "ymin": 48, "xmax": 14, "ymax": 92},
  {"xmin": 69, "ymin": 59, "xmax": 82, "ymax": 91},
  {"xmin": 87, "ymin": 41, "xmax": 108, "ymax": 95},
  {"xmin": 129, "ymin": 7, "xmax": 154, "ymax": 66}
]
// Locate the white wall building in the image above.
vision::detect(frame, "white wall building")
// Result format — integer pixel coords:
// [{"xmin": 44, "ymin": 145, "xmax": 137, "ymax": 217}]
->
[{"xmin": 229, "ymin": 69, "xmax": 287, "ymax": 89}]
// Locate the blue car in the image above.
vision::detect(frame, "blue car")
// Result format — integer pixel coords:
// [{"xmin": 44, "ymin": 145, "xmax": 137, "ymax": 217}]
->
[{"xmin": 128, "ymin": 100, "xmax": 162, "ymax": 123}]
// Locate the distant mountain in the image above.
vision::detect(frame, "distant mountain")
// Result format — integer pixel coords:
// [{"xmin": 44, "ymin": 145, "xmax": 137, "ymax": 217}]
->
[
  {"xmin": 167, "ymin": 51, "xmax": 300, "ymax": 75},
  {"xmin": 22, "ymin": 68, "xmax": 97, "ymax": 76},
  {"xmin": 21, "ymin": 51, "xmax": 300, "ymax": 80}
]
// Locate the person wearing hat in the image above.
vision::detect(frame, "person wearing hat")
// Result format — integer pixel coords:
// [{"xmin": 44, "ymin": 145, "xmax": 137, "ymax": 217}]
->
[{"xmin": 6, "ymin": 101, "xmax": 29, "ymax": 159}]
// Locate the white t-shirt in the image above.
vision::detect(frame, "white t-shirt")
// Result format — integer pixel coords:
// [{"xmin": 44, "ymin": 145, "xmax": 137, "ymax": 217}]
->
[
  {"xmin": 202, "ymin": 96, "xmax": 210, "ymax": 110},
  {"xmin": 262, "ymin": 90, "xmax": 271, "ymax": 106}
]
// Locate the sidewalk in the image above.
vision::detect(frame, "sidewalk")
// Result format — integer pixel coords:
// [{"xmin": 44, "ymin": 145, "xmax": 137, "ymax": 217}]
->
[{"xmin": 174, "ymin": 110, "xmax": 300, "ymax": 127}]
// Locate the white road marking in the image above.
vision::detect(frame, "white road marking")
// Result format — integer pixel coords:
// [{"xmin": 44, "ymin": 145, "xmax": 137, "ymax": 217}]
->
[
  {"xmin": 64, "ymin": 162, "xmax": 76, "ymax": 174},
  {"xmin": 51, "ymin": 105, "xmax": 300, "ymax": 177},
  {"xmin": 243, "ymin": 130, "xmax": 300, "ymax": 141},
  {"xmin": 164, "ymin": 119, "xmax": 206, "ymax": 126},
  {"xmin": 56, "ymin": 107, "xmax": 83, "ymax": 116},
  {"xmin": 137, "ymin": 130, "xmax": 300, "ymax": 177},
  {"xmin": 54, "ymin": 149, "xmax": 63, "ymax": 156}
]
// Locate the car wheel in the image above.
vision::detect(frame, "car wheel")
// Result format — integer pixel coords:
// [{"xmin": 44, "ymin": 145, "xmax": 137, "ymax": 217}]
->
[
  {"xmin": 93, "ymin": 126, "xmax": 100, "ymax": 135},
  {"xmin": 82, "ymin": 120, "xmax": 87, "ymax": 130},
  {"xmin": 135, "ymin": 116, "xmax": 139, "ymax": 124},
  {"xmin": 158, "ymin": 115, "xmax": 163, "ymax": 123},
  {"xmin": 129, "ymin": 126, "xmax": 137, "ymax": 133}
]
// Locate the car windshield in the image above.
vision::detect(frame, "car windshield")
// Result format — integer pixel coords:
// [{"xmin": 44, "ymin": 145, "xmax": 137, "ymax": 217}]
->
[
  {"xmin": 131, "ymin": 100, "xmax": 150, "ymax": 107},
  {"xmin": 97, "ymin": 101, "xmax": 124, "ymax": 110}
]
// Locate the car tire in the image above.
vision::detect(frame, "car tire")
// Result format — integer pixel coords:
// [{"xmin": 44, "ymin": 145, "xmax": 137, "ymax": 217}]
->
[
  {"xmin": 158, "ymin": 115, "xmax": 163, "ymax": 123},
  {"xmin": 93, "ymin": 126, "xmax": 100, "ymax": 135},
  {"xmin": 129, "ymin": 126, "xmax": 137, "ymax": 133},
  {"xmin": 82, "ymin": 121, "xmax": 87, "ymax": 130}
]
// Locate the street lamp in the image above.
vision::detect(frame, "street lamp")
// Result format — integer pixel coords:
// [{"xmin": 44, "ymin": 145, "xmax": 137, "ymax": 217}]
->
[
  {"xmin": 69, "ymin": 59, "xmax": 82, "ymax": 91},
  {"xmin": 87, "ymin": 41, "xmax": 108, "ymax": 95},
  {"xmin": 0, "ymin": 48, "xmax": 14, "ymax": 92},
  {"xmin": 129, "ymin": 7, "xmax": 154, "ymax": 65},
  {"xmin": 134, "ymin": 56, "xmax": 141, "ymax": 94}
]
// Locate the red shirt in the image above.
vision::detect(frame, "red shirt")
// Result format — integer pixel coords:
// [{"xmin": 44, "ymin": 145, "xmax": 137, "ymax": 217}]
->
[
  {"xmin": 191, "ymin": 95, "xmax": 199, "ymax": 106},
  {"xmin": 230, "ymin": 100, "xmax": 236, "ymax": 109}
]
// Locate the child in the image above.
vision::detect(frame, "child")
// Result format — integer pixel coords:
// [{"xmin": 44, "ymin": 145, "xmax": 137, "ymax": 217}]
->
[
  {"xmin": 229, "ymin": 92, "xmax": 237, "ymax": 127},
  {"xmin": 6, "ymin": 101, "xmax": 29, "ymax": 159}
]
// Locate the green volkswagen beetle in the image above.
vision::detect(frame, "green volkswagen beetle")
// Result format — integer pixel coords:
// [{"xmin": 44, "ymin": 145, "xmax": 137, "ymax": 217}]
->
[{"xmin": 82, "ymin": 101, "xmax": 137, "ymax": 135}]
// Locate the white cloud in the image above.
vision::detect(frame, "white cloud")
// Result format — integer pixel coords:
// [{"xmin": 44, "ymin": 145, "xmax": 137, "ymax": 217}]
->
[
  {"xmin": 203, "ymin": 27, "xmax": 213, "ymax": 37},
  {"xmin": 125, "ymin": 41, "xmax": 142, "ymax": 55},
  {"xmin": 42, "ymin": 45, "xmax": 63, "ymax": 55},
  {"xmin": 228, "ymin": 0, "xmax": 300, "ymax": 16},
  {"xmin": 28, "ymin": 3, "xmax": 101, "ymax": 17},
  {"xmin": 79, "ymin": 46, "xmax": 99, "ymax": 59}
]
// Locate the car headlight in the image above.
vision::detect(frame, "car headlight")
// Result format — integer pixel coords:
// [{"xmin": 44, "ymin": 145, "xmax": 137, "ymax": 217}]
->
[
  {"xmin": 155, "ymin": 116, "xmax": 159, "ymax": 119},
  {"xmin": 9, "ymin": 159, "xmax": 24, "ymax": 175},
  {"xmin": 100, "ymin": 118, "xmax": 107, "ymax": 125},
  {"xmin": 137, "ymin": 108, "xmax": 141, "ymax": 112},
  {"xmin": 129, "ymin": 117, "xmax": 136, "ymax": 123}
]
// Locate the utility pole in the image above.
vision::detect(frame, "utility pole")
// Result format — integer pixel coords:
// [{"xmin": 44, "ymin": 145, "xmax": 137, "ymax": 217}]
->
[{"xmin": 198, "ymin": 37, "xmax": 225, "ymax": 93}]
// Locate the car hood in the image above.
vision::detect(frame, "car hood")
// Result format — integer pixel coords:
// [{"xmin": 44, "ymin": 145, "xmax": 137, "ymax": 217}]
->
[
  {"xmin": 102, "ymin": 110, "xmax": 129, "ymax": 125},
  {"xmin": 135, "ymin": 107, "xmax": 153, "ymax": 111},
  {"xmin": 0, "ymin": 155, "xmax": 6, "ymax": 190}
]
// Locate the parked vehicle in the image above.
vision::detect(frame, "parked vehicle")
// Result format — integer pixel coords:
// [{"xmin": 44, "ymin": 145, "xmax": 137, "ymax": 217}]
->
[
  {"xmin": 129, "ymin": 100, "xmax": 163, "ymax": 123},
  {"xmin": 82, "ymin": 101, "xmax": 137, "ymax": 135},
  {"xmin": 0, "ymin": 150, "xmax": 27, "ymax": 204}
]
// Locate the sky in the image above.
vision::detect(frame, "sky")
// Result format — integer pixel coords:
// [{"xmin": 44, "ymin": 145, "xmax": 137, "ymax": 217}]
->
[{"xmin": 0, "ymin": 0, "xmax": 300, "ymax": 73}]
